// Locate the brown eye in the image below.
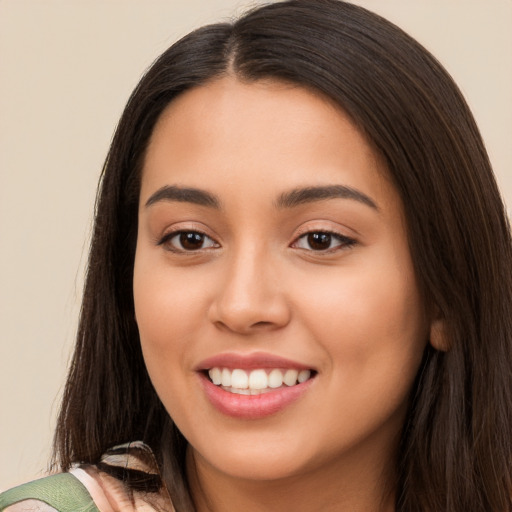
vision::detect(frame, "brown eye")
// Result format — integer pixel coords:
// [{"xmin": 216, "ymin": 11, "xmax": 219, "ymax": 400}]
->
[
  {"xmin": 293, "ymin": 231, "xmax": 356, "ymax": 252},
  {"xmin": 160, "ymin": 230, "xmax": 218, "ymax": 252},
  {"xmin": 307, "ymin": 232, "xmax": 332, "ymax": 251},
  {"xmin": 180, "ymin": 232, "xmax": 206, "ymax": 250}
]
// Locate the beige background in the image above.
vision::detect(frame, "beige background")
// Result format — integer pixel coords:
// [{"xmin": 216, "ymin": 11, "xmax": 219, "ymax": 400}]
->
[{"xmin": 1, "ymin": 0, "xmax": 511, "ymax": 490}]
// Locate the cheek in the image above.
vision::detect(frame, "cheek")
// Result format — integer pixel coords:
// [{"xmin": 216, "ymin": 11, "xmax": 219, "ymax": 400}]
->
[
  {"xmin": 132, "ymin": 252, "xmax": 207, "ymax": 392},
  {"xmin": 134, "ymin": 253, "xmax": 207, "ymax": 343},
  {"xmin": 296, "ymin": 254, "xmax": 427, "ymax": 388},
  {"xmin": 298, "ymin": 269, "xmax": 426, "ymax": 442},
  {"xmin": 133, "ymin": 259, "xmax": 207, "ymax": 420}
]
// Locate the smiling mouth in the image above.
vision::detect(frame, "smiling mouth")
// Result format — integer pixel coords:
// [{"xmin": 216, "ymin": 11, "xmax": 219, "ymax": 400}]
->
[{"xmin": 207, "ymin": 367, "xmax": 315, "ymax": 395}]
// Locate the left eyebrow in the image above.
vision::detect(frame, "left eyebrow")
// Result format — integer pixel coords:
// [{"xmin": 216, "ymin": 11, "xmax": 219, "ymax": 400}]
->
[
  {"xmin": 275, "ymin": 185, "xmax": 379, "ymax": 211},
  {"xmin": 145, "ymin": 185, "xmax": 220, "ymax": 209}
]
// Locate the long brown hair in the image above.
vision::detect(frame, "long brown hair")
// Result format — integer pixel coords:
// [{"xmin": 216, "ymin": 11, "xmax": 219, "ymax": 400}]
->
[{"xmin": 53, "ymin": 1, "xmax": 512, "ymax": 510}]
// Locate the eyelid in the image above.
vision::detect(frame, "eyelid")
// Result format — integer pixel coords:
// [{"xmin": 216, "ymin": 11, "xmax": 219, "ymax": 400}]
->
[
  {"xmin": 292, "ymin": 220, "xmax": 357, "ymax": 240},
  {"xmin": 155, "ymin": 221, "xmax": 215, "ymax": 241}
]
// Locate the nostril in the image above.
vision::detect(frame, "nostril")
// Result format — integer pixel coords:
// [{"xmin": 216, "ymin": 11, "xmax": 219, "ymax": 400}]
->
[{"xmin": 251, "ymin": 321, "xmax": 274, "ymax": 328}]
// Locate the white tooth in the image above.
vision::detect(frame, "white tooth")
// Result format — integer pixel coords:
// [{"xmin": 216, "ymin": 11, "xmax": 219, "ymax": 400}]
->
[
  {"xmin": 209, "ymin": 367, "xmax": 222, "ymax": 385},
  {"xmin": 298, "ymin": 370, "xmax": 311, "ymax": 383},
  {"xmin": 231, "ymin": 369, "xmax": 249, "ymax": 389},
  {"xmin": 233, "ymin": 387, "xmax": 250, "ymax": 395},
  {"xmin": 249, "ymin": 369, "xmax": 268, "ymax": 390},
  {"xmin": 268, "ymin": 369, "xmax": 284, "ymax": 388},
  {"xmin": 221, "ymin": 368, "xmax": 232, "ymax": 387},
  {"xmin": 283, "ymin": 369, "xmax": 299, "ymax": 386}
]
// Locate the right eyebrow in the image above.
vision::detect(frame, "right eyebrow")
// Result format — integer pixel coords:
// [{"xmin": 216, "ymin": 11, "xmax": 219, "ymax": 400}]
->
[
  {"xmin": 144, "ymin": 185, "xmax": 221, "ymax": 209},
  {"xmin": 275, "ymin": 184, "xmax": 379, "ymax": 211}
]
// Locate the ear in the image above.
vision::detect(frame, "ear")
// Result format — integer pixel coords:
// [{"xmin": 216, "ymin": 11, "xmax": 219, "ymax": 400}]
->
[{"xmin": 429, "ymin": 317, "xmax": 449, "ymax": 352}]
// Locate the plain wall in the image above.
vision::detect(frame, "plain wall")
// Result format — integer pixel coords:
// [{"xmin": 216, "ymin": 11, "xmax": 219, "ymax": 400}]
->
[{"xmin": 1, "ymin": 0, "xmax": 511, "ymax": 490}]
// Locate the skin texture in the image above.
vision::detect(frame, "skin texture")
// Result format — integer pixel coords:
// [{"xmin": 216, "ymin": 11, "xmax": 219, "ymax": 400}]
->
[{"xmin": 133, "ymin": 77, "xmax": 432, "ymax": 512}]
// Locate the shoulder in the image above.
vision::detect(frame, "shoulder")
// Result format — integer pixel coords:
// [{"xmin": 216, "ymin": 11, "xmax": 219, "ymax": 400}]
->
[
  {"xmin": 1, "ymin": 501, "xmax": 56, "ymax": 512},
  {"xmin": 1, "ymin": 500, "xmax": 57, "ymax": 512},
  {"xmin": 0, "ymin": 442, "xmax": 173, "ymax": 512},
  {"xmin": 0, "ymin": 472, "xmax": 96, "ymax": 512},
  {"xmin": 0, "ymin": 469, "xmax": 164, "ymax": 512}
]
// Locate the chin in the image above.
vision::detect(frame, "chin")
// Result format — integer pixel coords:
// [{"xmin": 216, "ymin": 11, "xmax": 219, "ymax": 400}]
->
[
  {"xmin": 193, "ymin": 447, "xmax": 314, "ymax": 482},
  {"xmin": 186, "ymin": 426, "xmax": 335, "ymax": 484}
]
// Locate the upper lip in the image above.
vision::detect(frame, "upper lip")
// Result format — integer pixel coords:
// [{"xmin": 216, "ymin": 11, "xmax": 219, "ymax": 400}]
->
[{"xmin": 196, "ymin": 352, "xmax": 314, "ymax": 371}]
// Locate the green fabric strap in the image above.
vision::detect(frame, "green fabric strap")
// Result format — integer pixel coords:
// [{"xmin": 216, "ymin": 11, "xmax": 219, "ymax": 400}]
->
[{"xmin": 0, "ymin": 473, "xmax": 100, "ymax": 512}]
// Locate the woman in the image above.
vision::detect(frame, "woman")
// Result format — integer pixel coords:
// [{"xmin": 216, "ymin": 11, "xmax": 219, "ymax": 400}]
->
[{"xmin": 2, "ymin": 0, "xmax": 511, "ymax": 510}]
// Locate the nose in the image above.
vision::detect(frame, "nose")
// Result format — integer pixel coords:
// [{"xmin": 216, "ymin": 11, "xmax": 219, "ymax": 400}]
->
[{"xmin": 207, "ymin": 247, "xmax": 291, "ymax": 334}]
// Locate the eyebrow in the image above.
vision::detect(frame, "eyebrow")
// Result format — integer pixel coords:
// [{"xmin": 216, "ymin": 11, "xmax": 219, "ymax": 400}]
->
[
  {"xmin": 275, "ymin": 185, "xmax": 378, "ymax": 210},
  {"xmin": 145, "ymin": 185, "xmax": 220, "ymax": 209},
  {"xmin": 144, "ymin": 183, "xmax": 378, "ymax": 211}
]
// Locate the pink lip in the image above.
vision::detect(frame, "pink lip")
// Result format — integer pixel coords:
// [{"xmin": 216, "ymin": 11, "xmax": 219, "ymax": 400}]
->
[
  {"xmin": 196, "ymin": 352, "xmax": 313, "ymax": 371},
  {"xmin": 199, "ymin": 374, "xmax": 315, "ymax": 420},
  {"xmin": 196, "ymin": 352, "xmax": 316, "ymax": 420}
]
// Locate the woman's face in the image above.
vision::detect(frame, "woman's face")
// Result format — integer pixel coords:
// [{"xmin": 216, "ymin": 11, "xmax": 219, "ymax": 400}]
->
[{"xmin": 133, "ymin": 77, "xmax": 429, "ymax": 484}]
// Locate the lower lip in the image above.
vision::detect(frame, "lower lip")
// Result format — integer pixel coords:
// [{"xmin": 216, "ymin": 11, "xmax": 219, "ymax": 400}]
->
[{"xmin": 199, "ymin": 373, "xmax": 314, "ymax": 419}]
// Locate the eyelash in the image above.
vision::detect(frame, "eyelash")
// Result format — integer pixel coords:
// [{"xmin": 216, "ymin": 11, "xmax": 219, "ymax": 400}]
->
[
  {"xmin": 158, "ymin": 229, "xmax": 356, "ymax": 254},
  {"xmin": 292, "ymin": 231, "xmax": 357, "ymax": 252},
  {"xmin": 158, "ymin": 230, "xmax": 218, "ymax": 253}
]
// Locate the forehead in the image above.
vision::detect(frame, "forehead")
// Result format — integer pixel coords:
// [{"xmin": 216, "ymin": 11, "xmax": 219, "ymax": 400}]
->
[{"xmin": 141, "ymin": 76, "xmax": 396, "ymax": 213}]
